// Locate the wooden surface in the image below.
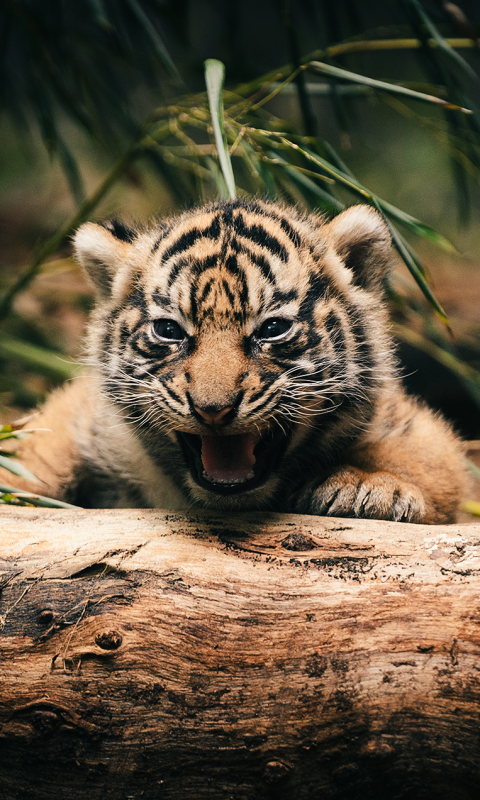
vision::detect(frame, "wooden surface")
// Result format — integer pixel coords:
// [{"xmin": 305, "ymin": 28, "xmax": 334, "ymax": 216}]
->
[{"xmin": 1, "ymin": 507, "xmax": 480, "ymax": 799}]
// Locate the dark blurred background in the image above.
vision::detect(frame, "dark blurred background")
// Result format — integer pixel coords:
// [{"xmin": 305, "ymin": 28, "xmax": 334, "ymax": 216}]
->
[{"xmin": 1, "ymin": 0, "xmax": 480, "ymax": 442}]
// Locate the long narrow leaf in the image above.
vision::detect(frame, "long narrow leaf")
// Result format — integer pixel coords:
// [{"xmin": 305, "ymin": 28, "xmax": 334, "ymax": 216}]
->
[
  {"xmin": 403, "ymin": 0, "xmax": 479, "ymax": 84},
  {"xmin": 123, "ymin": 0, "xmax": 183, "ymax": 84},
  {"xmin": 266, "ymin": 153, "xmax": 344, "ymax": 213},
  {"xmin": 308, "ymin": 61, "xmax": 472, "ymax": 113},
  {"xmin": 204, "ymin": 59, "xmax": 236, "ymax": 200},
  {"xmin": 0, "ymin": 453, "xmax": 37, "ymax": 482},
  {"xmin": 387, "ymin": 226, "xmax": 449, "ymax": 324},
  {"xmin": 0, "ymin": 482, "xmax": 80, "ymax": 510},
  {"xmin": 0, "ymin": 335, "xmax": 78, "ymax": 378},
  {"xmin": 376, "ymin": 197, "xmax": 456, "ymax": 252}
]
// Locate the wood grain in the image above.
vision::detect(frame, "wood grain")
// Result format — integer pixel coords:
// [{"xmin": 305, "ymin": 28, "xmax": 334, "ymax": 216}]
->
[{"xmin": 1, "ymin": 507, "xmax": 480, "ymax": 799}]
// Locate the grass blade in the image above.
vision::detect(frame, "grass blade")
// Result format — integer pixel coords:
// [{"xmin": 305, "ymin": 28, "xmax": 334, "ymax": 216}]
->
[{"xmin": 204, "ymin": 59, "xmax": 236, "ymax": 200}]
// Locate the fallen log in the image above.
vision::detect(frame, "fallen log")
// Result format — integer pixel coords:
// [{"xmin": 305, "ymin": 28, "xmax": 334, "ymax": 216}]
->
[{"xmin": 1, "ymin": 507, "xmax": 480, "ymax": 800}]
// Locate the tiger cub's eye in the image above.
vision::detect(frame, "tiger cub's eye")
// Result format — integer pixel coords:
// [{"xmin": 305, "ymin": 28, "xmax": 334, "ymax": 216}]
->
[
  {"xmin": 152, "ymin": 319, "xmax": 186, "ymax": 341},
  {"xmin": 257, "ymin": 318, "xmax": 293, "ymax": 341}
]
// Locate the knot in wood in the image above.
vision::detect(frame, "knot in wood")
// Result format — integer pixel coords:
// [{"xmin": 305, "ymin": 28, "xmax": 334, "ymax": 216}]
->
[
  {"xmin": 31, "ymin": 709, "xmax": 60, "ymax": 734},
  {"xmin": 263, "ymin": 760, "xmax": 292, "ymax": 783},
  {"xmin": 37, "ymin": 609, "xmax": 55, "ymax": 625},
  {"xmin": 281, "ymin": 532, "xmax": 317, "ymax": 551},
  {"xmin": 95, "ymin": 630, "xmax": 123, "ymax": 650}
]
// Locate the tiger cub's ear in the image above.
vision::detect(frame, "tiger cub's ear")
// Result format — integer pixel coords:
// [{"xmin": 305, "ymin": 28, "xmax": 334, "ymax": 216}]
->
[
  {"xmin": 325, "ymin": 205, "xmax": 391, "ymax": 292},
  {"xmin": 73, "ymin": 220, "xmax": 136, "ymax": 300}
]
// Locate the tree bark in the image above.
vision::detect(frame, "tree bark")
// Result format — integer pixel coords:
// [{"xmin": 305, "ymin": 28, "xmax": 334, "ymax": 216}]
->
[{"xmin": 1, "ymin": 507, "xmax": 480, "ymax": 800}]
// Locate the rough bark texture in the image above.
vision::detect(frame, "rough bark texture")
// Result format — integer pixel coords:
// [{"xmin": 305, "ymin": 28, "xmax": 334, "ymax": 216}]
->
[{"xmin": 1, "ymin": 508, "xmax": 480, "ymax": 799}]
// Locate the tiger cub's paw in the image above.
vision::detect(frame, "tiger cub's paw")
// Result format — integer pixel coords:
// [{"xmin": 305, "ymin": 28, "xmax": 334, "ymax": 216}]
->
[{"xmin": 292, "ymin": 466, "xmax": 425, "ymax": 522}]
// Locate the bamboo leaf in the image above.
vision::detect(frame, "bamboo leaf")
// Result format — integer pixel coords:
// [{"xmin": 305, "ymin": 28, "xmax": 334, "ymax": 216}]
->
[
  {"xmin": 308, "ymin": 60, "xmax": 472, "ymax": 113},
  {"xmin": 123, "ymin": 0, "xmax": 183, "ymax": 84},
  {"xmin": 266, "ymin": 153, "xmax": 344, "ymax": 213},
  {"xmin": 460, "ymin": 500, "xmax": 480, "ymax": 517},
  {"xmin": 0, "ymin": 454, "xmax": 38, "ymax": 482},
  {"xmin": 0, "ymin": 334, "xmax": 78, "ymax": 378},
  {"xmin": 377, "ymin": 198, "xmax": 457, "ymax": 252},
  {"xmin": 204, "ymin": 59, "xmax": 236, "ymax": 200},
  {"xmin": 0, "ymin": 482, "xmax": 80, "ymax": 509},
  {"xmin": 466, "ymin": 459, "xmax": 480, "ymax": 483},
  {"xmin": 318, "ymin": 139, "xmax": 456, "ymax": 252},
  {"xmin": 387, "ymin": 227, "xmax": 449, "ymax": 323},
  {"xmin": 403, "ymin": 0, "xmax": 480, "ymax": 84}
]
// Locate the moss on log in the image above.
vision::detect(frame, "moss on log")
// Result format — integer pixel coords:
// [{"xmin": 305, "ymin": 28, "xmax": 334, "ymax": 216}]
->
[{"xmin": 1, "ymin": 507, "xmax": 480, "ymax": 799}]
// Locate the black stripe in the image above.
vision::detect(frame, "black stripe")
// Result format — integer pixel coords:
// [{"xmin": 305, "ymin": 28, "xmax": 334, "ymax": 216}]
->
[
  {"xmin": 347, "ymin": 305, "xmax": 375, "ymax": 384},
  {"xmin": 167, "ymin": 259, "xmax": 188, "ymax": 290},
  {"xmin": 152, "ymin": 223, "xmax": 173, "ymax": 252},
  {"xmin": 163, "ymin": 229, "xmax": 202, "ymax": 263},
  {"xmin": 222, "ymin": 279, "xmax": 236, "ymax": 309},
  {"xmin": 300, "ymin": 273, "xmax": 330, "ymax": 320},
  {"xmin": 270, "ymin": 288, "xmax": 298, "ymax": 306},
  {"xmin": 190, "ymin": 280, "xmax": 198, "ymax": 323},
  {"xmin": 247, "ymin": 392, "xmax": 277, "ymax": 416},
  {"xmin": 324, "ymin": 310, "xmax": 346, "ymax": 356},
  {"xmin": 161, "ymin": 383, "xmax": 184, "ymax": 405},
  {"xmin": 100, "ymin": 219, "xmax": 136, "ymax": 243},
  {"xmin": 162, "ymin": 215, "xmax": 221, "ymax": 263},
  {"xmin": 233, "ymin": 214, "xmax": 288, "ymax": 262},
  {"xmin": 151, "ymin": 291, "xmax": 173, "ymax": 310},
  {"xmin": 189, "ymin": 254, "xmax": 219, "ymax": 279},
  {"xmin": 128, "ymin": 285, "xmax": 147, "ymax": 311},
  {"xmin": 199, "ymin": 279, "xmax": 214, "ymax": 304},
  {"xmin": 248, "ymin": 373, "xmax": 279, "ymax": 405},
  {"xmin": 224, "ymin": 254, "xmax": 239, "ymax": 275},
  {"xmin": 232, "ymin": 239, "xmax": 277, "ymax": 285},
  {"xmin": 279, "ymin": 216, "xmax": 301, "ymax": 247}
]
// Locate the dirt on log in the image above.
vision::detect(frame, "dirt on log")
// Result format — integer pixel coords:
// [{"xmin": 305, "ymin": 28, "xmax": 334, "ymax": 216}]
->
[{"xmin": 1, "ymin": 507, "xmax": 480, "ymax": 800}]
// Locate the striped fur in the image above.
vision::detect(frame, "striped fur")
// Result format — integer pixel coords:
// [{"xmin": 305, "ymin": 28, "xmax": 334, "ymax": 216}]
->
[{"xmin": 3, "ymin": 200, "xmax": 468, "ymax": 522}]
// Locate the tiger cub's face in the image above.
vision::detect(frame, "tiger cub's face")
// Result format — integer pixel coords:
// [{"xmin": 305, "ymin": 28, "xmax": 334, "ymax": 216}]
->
[{"xmin": 75, "ymin": 199, "xmax": 393, "ymax": 509}]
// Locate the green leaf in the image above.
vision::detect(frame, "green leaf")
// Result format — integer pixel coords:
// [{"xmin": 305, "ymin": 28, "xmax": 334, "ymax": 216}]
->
[
  {"xmin": 387, "ymin": 227, "xmax": 449, "ymax": 323},
  {"xmin": 266, "ymin": 153, "xmax": 344, "ymax": 213},
  {"xmin": 123, "ymin": 0, "xmax": 183, "ymax": 84},
  {"xmin": 460, "ymin": 500, "xmax": 480, "ymax": 517},
  {"xmin": 0, "ymin": 334, "xmax": 78, "ymax": 378},
  {"xmin": 204, "ymin": 59, "xmax": 236, "ymax": 200},
  {"xmin": 0, "ymin": 482, "xmax": 80, "ymax": 510},
  {"xmin": 312, "ymin": 139, "xmax": 456, "ymax": 251},
  {"xmin": 466, "ymin": 459, "xmax": 480, "ymax": 483},
  {"xmin": 308, "ymin": 60, "xmax": 473, "ymax": 113},
  {"xmin": 0, "ymin": 454, "xmax": 38, "ymax": 483},
  {"xmin": 376, "ymin": 198, "xmax": 456, "ymax": 253},
  {"xmin": 403, "ymin": 0, "xmax": 479, "ymax": 84}
]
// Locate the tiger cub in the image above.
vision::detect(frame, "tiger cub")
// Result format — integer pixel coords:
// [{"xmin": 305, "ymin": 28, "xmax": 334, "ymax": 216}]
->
[{"xmin": 2, "ymin": 199, "xmax": 467, "ymax": 522}]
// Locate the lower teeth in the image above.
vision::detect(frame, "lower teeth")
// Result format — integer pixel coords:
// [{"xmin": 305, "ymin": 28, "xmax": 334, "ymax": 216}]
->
[{"xmin": 203, "ymin": 470, "xmax": 255, "ymax": 485}]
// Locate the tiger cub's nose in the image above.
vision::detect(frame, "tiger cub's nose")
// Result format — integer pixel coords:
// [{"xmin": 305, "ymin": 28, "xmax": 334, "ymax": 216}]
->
[{"xmin": 194, "ymin": 405, "xmax": 235, "ymax": 426}]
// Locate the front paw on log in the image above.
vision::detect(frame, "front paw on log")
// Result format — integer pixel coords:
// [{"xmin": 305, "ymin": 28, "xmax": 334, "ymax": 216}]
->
[{"xmin": 292, "ymin": 466, "xmax": 425, "ymax": 522}]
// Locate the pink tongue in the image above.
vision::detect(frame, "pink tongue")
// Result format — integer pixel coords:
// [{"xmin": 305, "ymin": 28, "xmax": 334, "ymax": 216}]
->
[{"xmin": 201, "ymin": 433, "xmax": 258, "ymax": 482}]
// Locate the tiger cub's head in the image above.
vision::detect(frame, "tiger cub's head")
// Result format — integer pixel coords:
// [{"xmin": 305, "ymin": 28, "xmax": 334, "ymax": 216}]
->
[{"xmin": 74, "ymin": 199, "xmax": 394, "ymax": 510}]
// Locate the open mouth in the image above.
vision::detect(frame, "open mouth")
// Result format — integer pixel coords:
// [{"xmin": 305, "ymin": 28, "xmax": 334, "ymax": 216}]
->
[{"xmin": 176, "ymin": 428, "xmax": 289, "ymax": 495}]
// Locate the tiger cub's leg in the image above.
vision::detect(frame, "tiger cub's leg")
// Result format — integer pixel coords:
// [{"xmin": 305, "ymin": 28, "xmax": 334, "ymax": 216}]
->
[{"xmin": 291, "ymin": 393, "xmax": 468, "ymax": 524}]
